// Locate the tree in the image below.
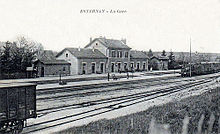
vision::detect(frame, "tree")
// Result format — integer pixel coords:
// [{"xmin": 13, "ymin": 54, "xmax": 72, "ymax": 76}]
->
[
  {"xmin": 13, "ymin": 36, "xmax": 40, "ymax": 72},
  {"xmin": 148, "ymin": 49, "xmax": 153, "ymax": 57},
  {"xmin": 0, "ymin": 36, "xmax": 44, "ymax": 79},
  {"xmin": 1, "ymin": 41, "xmax": 13, "ymax": 78},
  {"xmin": 179, "ymin": 52, "xmax": 185, "ymax": 63},
  {"xmin": 168, "ymin": 51, "xmax": 175, "ymax": 69},
  {"xmin": 161, "ymin": 50, "xmax": 166, "ymax": 56}
]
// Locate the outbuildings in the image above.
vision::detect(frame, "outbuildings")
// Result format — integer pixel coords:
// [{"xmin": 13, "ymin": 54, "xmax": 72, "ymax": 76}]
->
[
  {"xmin": 150, "ymin": 56, "xmax": 169, "ymax": 70},
  {"xmin": 34, "ymin": 50, "xmax": 71, "ymax": 77}
]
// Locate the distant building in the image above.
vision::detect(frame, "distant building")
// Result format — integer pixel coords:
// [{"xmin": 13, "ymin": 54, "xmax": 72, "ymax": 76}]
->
[
  {"xmin": 56, "ymin": 48, "xmax": 107, "ymax": 75},
  {"xmin": 130, "ymin": 50, "xmax": 149, "ymax": 71},
  {"xmin": 84, "ymin": 37, "xmax": 131, "ymax": 73},
  {"xmin": 150, "ymin": 56, "xmax": 169, "ymax": 70},
  {"xmin": 34, "ymin": 50, "xmax": 71, "ymax": 77}
]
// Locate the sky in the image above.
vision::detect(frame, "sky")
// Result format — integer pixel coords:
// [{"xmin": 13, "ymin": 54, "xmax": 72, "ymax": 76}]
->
[{"xmin": 0, "ymin": 0, "xmax": 220, "ymax": 53}]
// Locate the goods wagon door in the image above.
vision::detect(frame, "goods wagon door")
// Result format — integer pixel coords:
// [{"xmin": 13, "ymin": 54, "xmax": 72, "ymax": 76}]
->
[
  {"xmin": 26, "ymin": 85, "xmax": 37, "ymax": 118},
  {"xmin": 0, "ymin": 89, "xmax": 7, "ymax": 121},
  {"xmin": 8, "ymin": 88, "xmax": 18, "ymax": 120},
  {"xmin": 17, "ymin": 87, "xmax": 26, "ymax": 120},
  {"xmin": 17, "ymin": 85, "xmax": 36, "ymax": 119}
]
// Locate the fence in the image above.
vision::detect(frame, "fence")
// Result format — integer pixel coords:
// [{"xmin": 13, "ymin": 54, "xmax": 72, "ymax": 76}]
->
[{"xmin": 0, "ymin": 72, "xmax": 27, "ymax": 79}]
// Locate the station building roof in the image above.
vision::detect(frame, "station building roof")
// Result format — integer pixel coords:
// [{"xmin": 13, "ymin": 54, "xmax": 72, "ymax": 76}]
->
[{"xmin": 56, "ymin": 48, "xmax": 107, "ymax": 59}]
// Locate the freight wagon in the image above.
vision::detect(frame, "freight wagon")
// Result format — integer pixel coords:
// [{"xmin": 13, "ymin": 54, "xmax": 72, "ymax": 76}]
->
[
  {"xmin": 181, "ymin": 62, "xmax": 220, "ymax": 77},
  {"xmin": 0, "ymin": 83, "xmax": 37, "ymax": 133}
]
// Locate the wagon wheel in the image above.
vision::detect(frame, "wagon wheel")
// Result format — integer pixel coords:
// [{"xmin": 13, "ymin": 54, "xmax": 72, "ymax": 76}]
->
[
  {"xmin": 0, "ymin": 122, "xmax": 7, "ymax": 133},
  {"xmin": 16, "ymin": 121, "xmax": 24, "ymax": 133}
]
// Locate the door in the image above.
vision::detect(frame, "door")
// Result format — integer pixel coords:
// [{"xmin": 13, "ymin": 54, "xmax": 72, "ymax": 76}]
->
[
  {"xmin": 137, "ymin": 63, "xmax": 140, "ymax": 71},
  {"xmin": 111, "ymin": 63, "xmax": 115, "ymax": 72},
  {"xmin": 41, "ymin": 67, "xmax": 44, "ymax": 77},
  {"xmin": 100, "ymin": 63, "xmax": 104, "ymax": 73},
  {"xmin": 91, "ymin": 63, "xmax": 96, "ymax": 73},
  {"xmin": 0, "ymin": 89, "xmax": 7, "ymax": 120},
  {"xmin": 18, "ymin": 88, "xmax": 26, "ymax": 119},
  {"xmin": 143, "ymin": 63, "xmax": 146, "ymax": 71},
  {"xmin": 130, "ymin": 63, "xmax": 134, "ymax": 71},
  {"xmin": 118, "ymin": 63, "xmax": 121, "ymax": 72},
  {"xmin": 8, "ymin": 88, "xmax": 18, "ymax": 119},
  {"xmin": 82, "ymin": 63, "xmax": 86, "ymax": 74},
  {"xmin": 124, "ymin": 63, "xmax": 127, "ymax": 71}
]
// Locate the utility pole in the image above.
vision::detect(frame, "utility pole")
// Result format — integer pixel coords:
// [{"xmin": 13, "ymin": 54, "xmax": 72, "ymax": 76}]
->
[{"xmin": 189, "ymin": 37, "xmax": 192, "ymax": 77}]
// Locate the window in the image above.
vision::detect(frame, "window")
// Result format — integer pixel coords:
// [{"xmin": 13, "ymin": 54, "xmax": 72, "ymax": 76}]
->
[
  {"xmin": 125, "ymin": 52, "xmax": 128, "ymax": 58},
  {"xmin": 117, "ymin": 51, "xmax": 122, "ymax": 58},
  {"xmin": 66, "ymin": 53, "xmax": 68, "ymax": 57},
  {"xmin": 96, "ymin": 43, "xmax": 98, "ymax": 46},
  {"xmin": 63, "ymin": 67, "xmax": 66, "ymax": 71},
  {"xmin": 112, "ymin": 50, "xmax": 116, "ymax": 57},
  {"xmin": 119, "ymin": 51, "xmax": 122, "ymax": 58}
]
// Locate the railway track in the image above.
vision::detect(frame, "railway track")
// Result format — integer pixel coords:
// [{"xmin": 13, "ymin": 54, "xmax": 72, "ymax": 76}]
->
[
  {"xmin": 36, "ymin": 74, "xmax": 217, "ymax": 115},
  {"xmin": 36, "ymin": 78, "xmax": 191, "ymax": 115},
  {"xmin": 36, "ymin": 76, "xmax": 181, "ymax": 101},
  {"xmin": 22, "ymin": 75, "xmax": 217, "ymax": 134},
  {"xmin": 36, "ymin": 75, "xmax": 180, "ymax": 95}
]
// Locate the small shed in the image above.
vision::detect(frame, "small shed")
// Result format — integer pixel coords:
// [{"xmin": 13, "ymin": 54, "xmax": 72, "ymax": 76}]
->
[
  {"xmin": 34, "ymin": 59, "xmax": 71, "ymax": 77},
  {"xmin": 150, "ymin": 56, "xmax": 169, "ymax": 70},
  {"xmin": 33, "ymin": 50, "xmax": 71, "ymax": 77}
]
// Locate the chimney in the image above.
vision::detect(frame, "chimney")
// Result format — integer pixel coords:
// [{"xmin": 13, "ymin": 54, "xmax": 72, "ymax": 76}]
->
[
  {"xmin": 90, "ymin": 37, "xmax": 92, "ymax": 43},
  {"xmin": 121, "ymin": 38, "xmax": 126, "ymax": 44},
  {"xmin": 92, "ymin": 47, "xmax": 95, "ymax": 52},
  {"xmin": 78, "ymin": 46, "xmax": 81, "ymax": 51}
]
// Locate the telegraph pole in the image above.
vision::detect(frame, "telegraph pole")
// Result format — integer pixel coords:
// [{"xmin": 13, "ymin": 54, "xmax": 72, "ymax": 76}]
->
[{"xmin": 189, "ymin": 37, "xmax": 192, "ymax": 77}]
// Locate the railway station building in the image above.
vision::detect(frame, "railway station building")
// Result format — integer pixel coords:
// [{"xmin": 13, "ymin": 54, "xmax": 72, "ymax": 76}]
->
[
  {"xmin": 84, "ymin": 37, "xmax": 132, "ymax": 73},
  {"xmin": 130, "ymin": 50, "xmax": 149, "ymax": 71},
  {"xmin": 55, "ymin": 37, "xmax": 150, "ymax": 75},
  {"xmin": 56, "ymin": 48, "xmax": 107, "ymax": 75}
]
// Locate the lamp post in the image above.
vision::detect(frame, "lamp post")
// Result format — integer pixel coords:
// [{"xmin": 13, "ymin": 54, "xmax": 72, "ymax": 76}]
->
[
  {"xmin": 107, "ymin": 72, "xmax": 110, "ymax": 81},
  {"xmin": 189, "ymin": 37, "xmax": 192, "ymax": 77},
  {"xmin": 59, "ymin": 70, "xmax": 62, "ymax": 83}
]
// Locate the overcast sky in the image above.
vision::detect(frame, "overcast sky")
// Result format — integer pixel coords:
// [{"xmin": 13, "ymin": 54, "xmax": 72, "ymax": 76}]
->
[{"xmin": 0, "ymin": 0, "xmax": 220, "ymax": 53}]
